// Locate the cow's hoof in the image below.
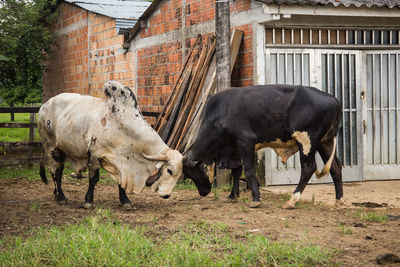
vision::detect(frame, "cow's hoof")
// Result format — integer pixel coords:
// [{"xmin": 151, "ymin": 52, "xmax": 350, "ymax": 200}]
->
[
  {"xmin": 335, "ymin": 199, "xmax": 345, "ymax": 207},
  {"xmin": 84, "ymin": 202, "xmax": 94, "ymax": 209},
  {"xmin": 250, "ymin": 201, "xmax": 261, "ymax": 208},
  {"xmin": 228, "ymin": 197, "xmax": 238, "ymax": 203},
  {"xmin": 121, "ymin": 203, "xmax": 133, "ymax": 210},
  {"xmin": 58, "ymin": 200, "xmax": 67, "ymax": 205},
  {"xmin": 283, "ymin": 201, "xmax": 295, "ymax": 209}
]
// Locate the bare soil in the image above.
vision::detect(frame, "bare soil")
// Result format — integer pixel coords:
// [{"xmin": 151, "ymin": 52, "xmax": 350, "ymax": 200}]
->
[{"xmin": 1, "ymin": 177, "xmax": 399, "ymax": 266}]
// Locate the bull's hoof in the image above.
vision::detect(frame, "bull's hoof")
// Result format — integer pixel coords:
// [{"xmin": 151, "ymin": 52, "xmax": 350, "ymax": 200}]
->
[
  {"xmin": 250, "ymin": 201, "xmax": 261, "ymax": 208},
  {"xmin": 228, "ymin": 197, "xmax": 238, "ymax": 203},
  {"xmin": 335, "ymin": 199, "xmax": 345, "ymax": 208},
  {"xmin": 283, "ymin": 201, "xmax": 295, "ymax": 209},
  {"xmin": 121, "ymin": 202, "xmax": 133, "ymax": 210},
  {"xmin": 58, "ymin": 200, "xmax": 67, "ymax": 205},
  {"xmin": 83, "ymin": 202, "xmax": 94, "ymax": 209}
]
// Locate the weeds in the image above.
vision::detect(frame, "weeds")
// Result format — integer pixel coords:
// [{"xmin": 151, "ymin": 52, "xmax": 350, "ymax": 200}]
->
[
  {"xmin": 338, "ymin": 222, "xmax": 352, "ymax": 235},
  {"xmin": 355, "ymin": 210, "xmax": 389, "ymax": 223},
  {"xmin": 0, "ymin": 216, "xmax": 338, "ymax": 266}
]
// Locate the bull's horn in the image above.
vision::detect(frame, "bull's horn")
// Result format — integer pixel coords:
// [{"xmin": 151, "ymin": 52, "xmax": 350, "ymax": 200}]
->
[{"xmin": 143, "ymin": 152, "xmax": 168, "ymax": 161}]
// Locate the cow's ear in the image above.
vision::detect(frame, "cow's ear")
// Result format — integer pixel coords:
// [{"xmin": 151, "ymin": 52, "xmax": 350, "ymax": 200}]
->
[{"xmin": 146, "ymin": 168, "xmax": 162, "ymax": 186}]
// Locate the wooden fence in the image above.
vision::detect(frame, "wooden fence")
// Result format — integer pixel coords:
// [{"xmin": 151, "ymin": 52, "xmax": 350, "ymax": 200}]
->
[
  {"xmin": 0, "ymin": 107, "xmax": 42, "ymax": 165},
  {"xmin": 0, "ymin": 107, "xmax": 159, "ymax": 166}
]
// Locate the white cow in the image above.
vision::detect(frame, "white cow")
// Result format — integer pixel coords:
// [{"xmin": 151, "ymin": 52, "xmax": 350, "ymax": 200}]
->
[{"xmin": 38, "ymin": 80, "xmax": 183, "ymax": 208}]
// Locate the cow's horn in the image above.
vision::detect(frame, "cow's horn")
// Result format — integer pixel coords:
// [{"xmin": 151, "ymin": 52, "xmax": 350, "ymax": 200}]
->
[{"xmin": 143, "ymin": 151, "xmax": 168, "ymax": 161}]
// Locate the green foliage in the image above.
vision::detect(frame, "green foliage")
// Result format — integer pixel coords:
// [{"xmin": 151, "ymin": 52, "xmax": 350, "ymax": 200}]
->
[
  {"xmin": 0, "ymin": 215, "xmax": 338, "ymax": 266},
  {"xmin": 0, "ymin": 0, "xmax": 57, "ymax": 105}
]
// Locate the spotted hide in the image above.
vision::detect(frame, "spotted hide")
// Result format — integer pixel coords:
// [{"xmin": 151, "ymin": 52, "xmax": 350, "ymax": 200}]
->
[
  {"xmin": 38, "ymin": 81, "xmax": 183, "ymax": 208},
  {"xmin": 183, "ymin": 85, "xmax": 343, "ymax": 209}
]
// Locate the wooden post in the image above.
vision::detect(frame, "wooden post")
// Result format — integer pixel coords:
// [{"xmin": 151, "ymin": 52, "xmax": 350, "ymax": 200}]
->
[
  {"xmin": 215, "ymin": 0, "xmax": 231, "ymax": 188},
  {"xmin": 29, "ymin": 113, "xmax": 35, "ymax": 142}
]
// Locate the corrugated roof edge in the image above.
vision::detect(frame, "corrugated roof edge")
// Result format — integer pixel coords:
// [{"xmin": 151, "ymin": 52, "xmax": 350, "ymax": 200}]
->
[
  {"xmin": 254, "ymin": 0, "xmax": 400, "ymax": 9},
  {"xmin": 122, "ymin": 0, "xmax": 400, "ymax": 50},
  {"xmin": 123, "ymin": 0, "xmax": 165, "ymax": 50}
]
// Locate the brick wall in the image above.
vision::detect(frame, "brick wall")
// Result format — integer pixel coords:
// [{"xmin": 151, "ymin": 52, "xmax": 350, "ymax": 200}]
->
[
  {"xmin": 134, "ymin": 0, "xmax": 254, "ymax": 113},
  {"xmin": 44, "ymin": 0, "xmax": 255, "ymax": 114},
  {"xmin": 43, "ymin": 3, "xmax": 89, "ymax": 100},
  {"xmin": 43, "ymin": 3, "xmax": 136, "ymax": 100}
]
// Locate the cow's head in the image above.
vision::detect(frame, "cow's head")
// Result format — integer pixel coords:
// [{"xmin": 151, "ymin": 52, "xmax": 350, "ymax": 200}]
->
[
  {"xmin": 182, "ymin": 150, "xmax": 211, "ymax": 197},
  {"xmin": 143, "ymin": 149, "xmax": 183, "ymax": 198}
]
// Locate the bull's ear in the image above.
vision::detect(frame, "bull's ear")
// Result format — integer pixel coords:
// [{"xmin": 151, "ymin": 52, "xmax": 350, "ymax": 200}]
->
[
  {"xmin": 146, "ymin": 168, "xmax": 162, "ymax": 186},
  {"xmin": 183, "ymin": 155, "xmax": 198, "ymax": 167}
]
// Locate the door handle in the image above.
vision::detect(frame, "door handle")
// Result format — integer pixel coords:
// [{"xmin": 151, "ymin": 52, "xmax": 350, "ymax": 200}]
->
[
  {"xmin": 362, "ymin": 120, "xmax": 367, "ymax": 134},
  {"xmin": 360, "ymin": 90, "xmax": 365, "ymax": 100}
]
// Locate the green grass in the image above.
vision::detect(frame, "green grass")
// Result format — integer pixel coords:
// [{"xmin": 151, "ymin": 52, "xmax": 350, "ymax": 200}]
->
[
  {"xmin": 354, "ymin": 210, "xmax": 389, "ymax": 223},
  {"xmin": 0, "ymin": 113, "xmax": 40, "ymax": 142},
  {"xmin": 0, "ymin": 210, "xmax": 338, "ymax": 266},
  {"xmin": 0, "ymin": 164, "xmax": 44, "ymax": 181}
]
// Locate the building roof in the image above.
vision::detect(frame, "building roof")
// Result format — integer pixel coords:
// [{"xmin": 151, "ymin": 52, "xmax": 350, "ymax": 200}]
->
[
  {"xmin": 256, "ymin": 0, "xmax": 400, "ymax": 8},
  {"xmin": 64, "ymin": 0, "xmax": 151, "ymax": 19}
]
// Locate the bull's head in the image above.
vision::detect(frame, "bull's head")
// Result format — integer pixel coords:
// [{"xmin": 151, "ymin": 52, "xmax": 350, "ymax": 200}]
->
[
  {"xmin": 143, "ymin": 149, "xmax": 183, "ymax": 199},
  {"xmin": 182, "ymin": 151, "xmax": 211, "ymax": 197}
]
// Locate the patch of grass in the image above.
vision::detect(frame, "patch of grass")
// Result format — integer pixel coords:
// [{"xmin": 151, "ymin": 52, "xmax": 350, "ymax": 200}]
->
[
  {"xmin": 29, "ymin": 201, "xmax": 41, "ymax": 212},
  {"xmin": 0, "ymin": 165, "xmax": 43, "ymax": 181},
  {"xmin": 354, "ymin": 211, "xmax": 389, "ymax": 223},
  {"xmin": 0, "ymin": 214, "xmax": 338, "ymax": 266},
  {"xmin": 175, "ymin": 179, "xmax": 197, "ymax": 191},
  {"xmin": 211, "ymin": 188, "xmax": 220, "ymax": 201},
  {"xmin": 0, "ymin": 113, "xmax": 40, "ymax": 142},
  {"xmin": 338, "ymin": 222, "xmax": 352, "ymax": 235}
]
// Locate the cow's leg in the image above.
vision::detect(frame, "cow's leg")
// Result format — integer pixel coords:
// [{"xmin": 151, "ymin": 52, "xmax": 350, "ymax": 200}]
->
[
  {"xmin": 228, "ymin": 164, "xmax": 242, "ymax": 202},
  {"xmin": 236, "ymin": 138, "xmax": 260, "ymax": 208},
  {"xmin": 118, "ymin": 184, "xmax": 131, "ymax": 208},
  {"xmin": 284, "ymin": 149, "xmax": 317, "ymax": 209},
  {"xmin": 318, "ymin": 140, "xmax": 344, "ymax": 206},
  {"xmin": 84, "ymin": 168, "xmax": 99, "ymax": 209},
  {"xmin": 50, "ymin": 148, "xmax": 67, "ymax": 204}
]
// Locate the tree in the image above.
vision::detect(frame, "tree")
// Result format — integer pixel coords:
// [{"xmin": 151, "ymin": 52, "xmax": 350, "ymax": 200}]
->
[{"xmin": 0, "ymin": 0, "xmax": 57, "ymax": 106}]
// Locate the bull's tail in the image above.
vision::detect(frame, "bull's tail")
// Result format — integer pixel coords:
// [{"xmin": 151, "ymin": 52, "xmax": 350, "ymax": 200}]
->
[
  {"xmin": 315, "ymin": 137, "xmax": 337, "ymax": 179},
  {"xmin": 39, "ymin": 161, "xmax": 48, "ymax": 184}
]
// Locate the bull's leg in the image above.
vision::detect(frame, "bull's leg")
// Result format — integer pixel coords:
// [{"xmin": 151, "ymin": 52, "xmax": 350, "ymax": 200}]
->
[
  {"xmin": 236, "ymin": 138, "xmax": 260, "ymax": 208},
  {"xmin": 118, "ymin": 184, "xmax": 131, "ymax": 208},
  {"xmin": 50, "ymin": 148, "xmax": 67, "ymax": 204},
  {"xmin": 318, "ymin": 140, "xmax": 344, "ymax": 206},
  {"xmin": 284, "ymin": 150, "xmax": 317, "ymax": 209},
  {"xmin": 84, "ymin": 168, "xmax": 99, "ymax": 209},
  {"xmin": 228, "ymin": 164, "xmax": 242, "ymax": 202}
]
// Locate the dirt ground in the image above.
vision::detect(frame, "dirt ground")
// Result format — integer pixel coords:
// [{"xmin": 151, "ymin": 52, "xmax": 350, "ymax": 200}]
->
[{"xmin": 1, "ymin": 177, "xmax": 399, "ymax": 266}]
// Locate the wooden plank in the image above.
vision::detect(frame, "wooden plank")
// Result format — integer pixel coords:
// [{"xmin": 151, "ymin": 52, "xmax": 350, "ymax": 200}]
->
[
  {"xmin": 183, "ymin": 30, "xmax": 243, "ymax": 152},
  {"xmin": 0, "ymin": 157, "xmax": 42, "ymax": 166},
  {"xmin": 0, "ymin": 123, "xmax": 37, "ymax": 128},
  {"xmin": 162, "ymin": 59, "xmax": 196, "ymax": 143},
  {"xmin": 0, "ymin": 107, "xmax": 40, "ymax": 113},
  {"xmin": 169, "ymin": 43, "xmax": 209, "ymax": 148},
  {"xmin": 155, "ymin": 34, "xmax": 202, "ymax": 130},
  {"xmin": 141, "ymin": 111, "xmax": 159, "ymax": 118},
  {"xmin": 0, "ymin": 142, "xmax": 42, "ymax": 147},
  {"xmin": 176, "ymin": 37, "xmax": 217, "ymax": 150}
]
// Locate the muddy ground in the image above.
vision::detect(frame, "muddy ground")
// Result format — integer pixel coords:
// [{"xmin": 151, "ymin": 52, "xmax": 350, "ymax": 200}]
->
[{"xmin": 0, "ymin": 177, "xmax": 399, "ymax": 266}]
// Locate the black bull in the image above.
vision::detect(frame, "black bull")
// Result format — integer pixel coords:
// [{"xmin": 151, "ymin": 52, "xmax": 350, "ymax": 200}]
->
[{"xmin": 183, "ymin": 85, "xmax": 343, "ymax": 208}]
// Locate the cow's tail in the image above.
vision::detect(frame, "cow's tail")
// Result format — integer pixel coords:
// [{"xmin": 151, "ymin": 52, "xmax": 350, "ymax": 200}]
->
[
  {"xmin": 39, "ymin": 160, "xmax": 48, "ymax": 184},
  {"xmin": 315, "ymin": 137, "xmax": 336, "ymax": 178}
]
